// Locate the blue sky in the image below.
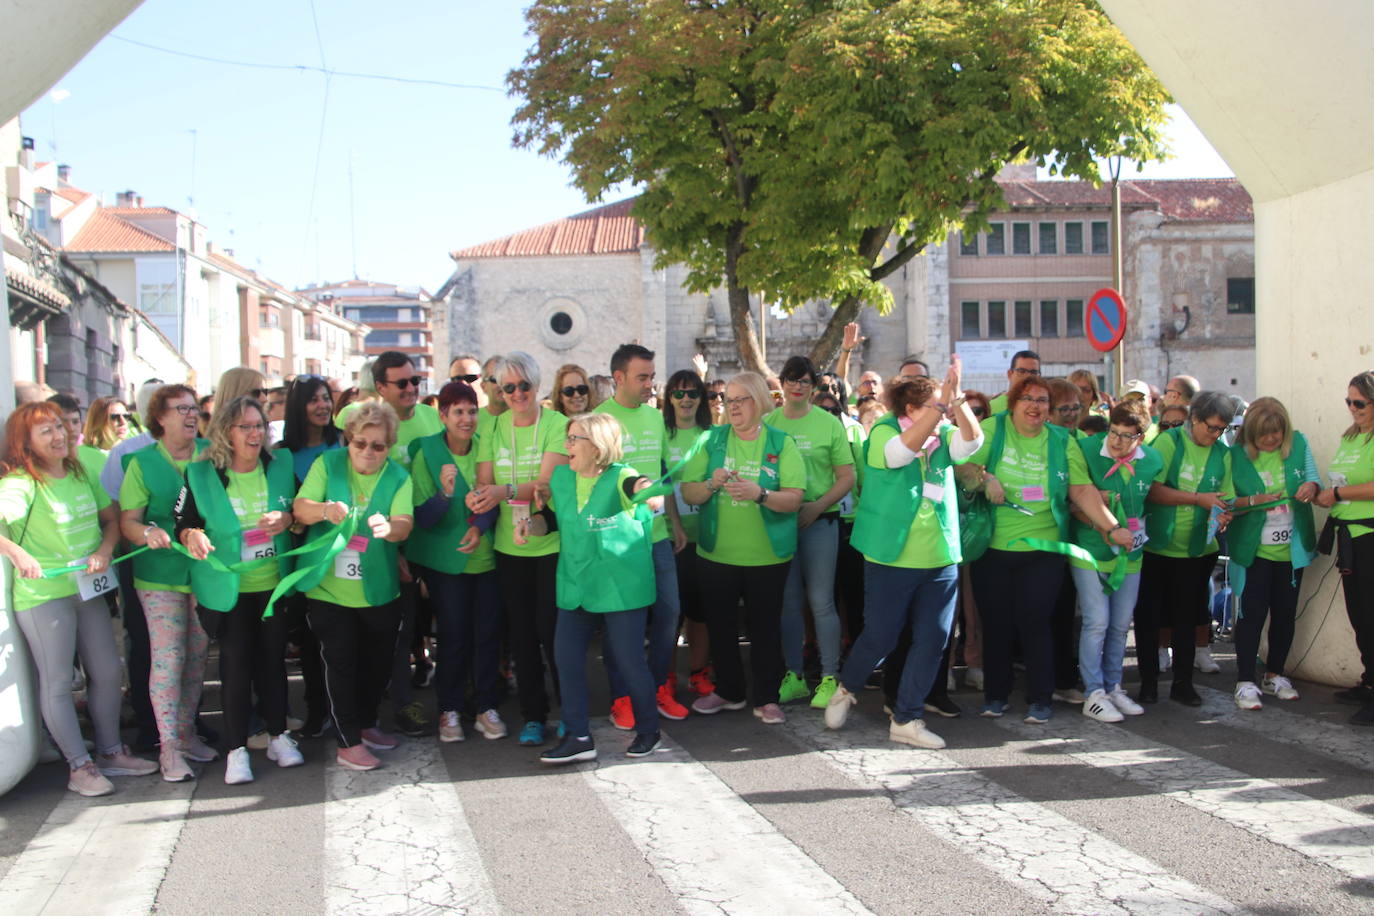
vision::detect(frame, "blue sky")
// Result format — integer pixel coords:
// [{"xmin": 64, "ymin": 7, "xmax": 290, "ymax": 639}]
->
[{"xmin": 22, "ymin": 0, "xmax": 1232, "ymax": 294}]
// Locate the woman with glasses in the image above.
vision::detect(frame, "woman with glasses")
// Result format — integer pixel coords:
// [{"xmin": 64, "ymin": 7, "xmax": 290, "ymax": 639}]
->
[
  {"xmin": 293, "ymin": 402, "xmax": 414, "ymax": 771},
  {"xmin": 681, "ymin": 372, "xmax": 805, "ymax": 724},
  {"xmin": 1157, "ymin": 405, "xmax": 1189, "ymax": 433},
  {"xmin": 1069, "ymin": 399, "xmax": 1162, "ymax": 722},
  {"xmin": 969, "ymin": 375, "xmax": 1130, "ymax": 724},
  {"xmin": 1045, "ymin": 378, "xmax": 1088, "ymax": 705},
  {"xmin": 1227, "ymin": 397, "xmax": 1320, "ymax": 711},
  {"xmin": 467, "ymin": 351, "xmax": 570, "ymax": 746},
  {"xmin": 661, "ymin": 368, "xmax": 715, "ymax": 696},
  {"xmin": 78, "ymin": 396, "xmax": 132, "ymax": 482},
  {"xmin": 1316, "ymin": 372, "xmax": 1374, "ymax": 723},
  {"xmin": 1136, "ymin": 391, "xmax": 1236, "ymax": 706},
  {"xmin": 550, "ymin": 364, "xmax": 593, "ymax": 417},
  {"xmin": 174, "ymin": 396, "xmax": 303, "ymax": 783},
  {"xmin": 1069, "ymin": 369, "xmax": 1111, "ymax": 420},
  {"xmin": 119, "ymin": 384, "xmax": 215, "ymax": 781},
  {"xmin": 767, "ymin": 356, "xmax": 856, "ymax": 710},
  {"xmin": 707, "ymin": 379, "xmax": 728, "ymax": 425}
]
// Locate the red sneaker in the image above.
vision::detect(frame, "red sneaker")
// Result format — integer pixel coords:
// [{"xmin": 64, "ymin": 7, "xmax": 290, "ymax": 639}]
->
[
  {"xmin": 337, "ymin": 744, "xmax": 380, "ymax": 771},
  {"xmin": 688, "ymin": 667, "xmax": 715, "ymax": 697},
  {"xmin": 657, "ymin": 683, "xmax": 689, "ymax": 720},
  {"xmin": 609, "ymin": 695, "xmax": 635, "ymax": 731}
]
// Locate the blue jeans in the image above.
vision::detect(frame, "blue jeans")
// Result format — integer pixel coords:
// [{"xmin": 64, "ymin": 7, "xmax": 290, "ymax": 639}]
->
[
  {"xmin": 1073, "ymin": 566, "xmax": 1141, "ymax": 695},
  {"xmin": 781, "ymin": 517, "xmax": 841, "ymax": 677},
  {"xmin": 607, "ymin": 538, "xmax": 681, "ymax": 697},
  {"xmin": 426, "ymin": 568, "xmax": 503, "ymax": 714},
  {"xmin": 556, "ymin": 606, "xmax": 659, "ymax": 739},
  {"xmin": 839, "ymin": 562, "xmax": 958, "ymax": 722}
]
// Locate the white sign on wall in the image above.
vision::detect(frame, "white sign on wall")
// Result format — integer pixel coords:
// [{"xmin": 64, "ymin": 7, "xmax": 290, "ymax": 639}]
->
[{"xmin": 955, "ymin": 340, "xmax": 1029, "ymax": 377}]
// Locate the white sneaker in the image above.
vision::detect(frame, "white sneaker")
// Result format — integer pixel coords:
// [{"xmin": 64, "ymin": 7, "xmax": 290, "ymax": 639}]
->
[
  {"xmin": 1261, "ymin": 675, "xmax": 1300, "ymax": 701},
  {"xmin": 1234, "ymin": 681, "xmax": 1263, "ymax": 710},
  {"xmin": 1195, "ymin": 647, "xmax": 1221, "ymax": 674},
  {"xmin": 1082, "ymin": 689, "xmax": 1124, "ymax": 723},
  {"xmin": 474, "ymin": 709, "xmax": 508, "ymax": 740},
  {"xmin": 1107, "ymin": 686, "xmax": 1145, "ymax": 716},
  {"xmin": 267, "ymin": 733, "xmax": 305, "ymax": 767},
  {"xmin": 224, "ymin": 747, "xmax": 254, "ymax": 785},
  {"xmin": 439, "ymin": 711, "xmax": 466, "ymax": 743},
  {"xmin": 824, "ymin": 685, "xmax": 858, "ymax": 730},
  {"xmin": 1052, "ymin": 687, "xmax": 1086, "ymax": 704},
  {"xmin": 1158, "ymin": 648, "xmax": 1173, "ymax": 672},
  {"xmin": 965, "ymin": 667, "xmax": 984, "ymax": 691},
  {"xmin": 889, "ymin": 718, "xmax": 946, "ymax": 749}
]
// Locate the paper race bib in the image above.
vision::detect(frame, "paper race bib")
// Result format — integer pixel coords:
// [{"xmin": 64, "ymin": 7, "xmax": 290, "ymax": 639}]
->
[
  {"xmin": 76, "ymin": 568, "xmax": 117, "ymax": 601},
  {"xmin": 1127, "ymin": 517, "xmax": 1148, "ymax": 552},
  {"xmin": 673, "ymin": 484, "xmax": 700, "ymax": 517},
  {"xmin": 837, "ymin": 492, "xmax": 856, "ymax": 516},
  {"xmin": 1260, "ymin": 504, "xmax": 1294, "ymax": 545},
  {"xmin": 241, "ymin": 527, "xmax": 276, "ymax": 563},
  {"xmin": 922, "ymin": 482, "xmax": 945, "ymax": 502},
  {"xmin": 1019, "ymin": 485, "xmax": 1046, "ymax": 502},
  {"xmin": 334, "ymin": 550, "xmax": 364, "ymax": 580}
]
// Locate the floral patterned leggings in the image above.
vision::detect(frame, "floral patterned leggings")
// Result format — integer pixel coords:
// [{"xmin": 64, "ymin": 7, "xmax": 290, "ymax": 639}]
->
[{"xmin": 138, "ymin": 589, "xmax": 207, "ymax": 748}]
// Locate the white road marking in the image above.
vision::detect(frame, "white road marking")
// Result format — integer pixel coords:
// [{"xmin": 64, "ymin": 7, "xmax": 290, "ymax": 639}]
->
[{"xmin": 1196, "ymin": 684, "xmax": 1374, "ymax": 772}]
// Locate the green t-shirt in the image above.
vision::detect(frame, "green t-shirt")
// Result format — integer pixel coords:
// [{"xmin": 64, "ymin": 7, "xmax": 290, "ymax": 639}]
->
[
  {"xmin": 0, "ymin": 470, "xmax": 111, "ymax": 611},
  {"xmin": 411, "ymin": 440, "xmax": 495, "ymax": 575},
  {"xmin": 865, "ymin": 424, "xmax": 958, "ymax": 569},
  {"xmin": 968, "ymin": 417, "xmax": 1090, "ymax": 552},
  {"xmin": 76, "ymin": 444, "xmax": 108, "ymax": 487},
  {"xmin": 120, "ymin": 442, "xmax": 195, "ymax": 593},
  {"xmin": 475, "ymin": 407, "xmax": 569, "ymax": 557},
  {"xmin": 223, "ymin": 466, "xmax": 280, "ymax": 593},
  {"xmin": 1329, "ymin": 433, "xmax": 1374, "ymax": 539},
  {"xmin": 1148, "ymin": 430, "xmax": 1235, "ymax": 557},
  {"xmin": 296, "ymin": 455, "xmax": 414, "ymax": 607},
  {"xmin": 666, "ymin": 425, "xmax": 707, "ymax": 542},
  {"xmin": 1247, "ymin": 448, "xmax": 1296, "ymax": 562},
  {"xmin": 840, "ymin": 420, "xmax": 865, "ymax": 519},
  {"xmin": 764, "ymin": 406, "xmax": 854, "ymax": 504},
  {"xmin": 594, "ymin": 399, "xmax": 670, "ymax": 542},
  {"xmin": 1069, "ymin": 440, "xmax": 1164, "ymax": 574},
  {"xmin": 989, "ymin": 393, "xmax": 1009, "ymax": 415},
  {"xmin": 393, "ymin": 404, "xmax": 444, "ymax": 466},
  {"xmin": 476, "ymin": 406, "xmax": 503, "ymax": 446},
  {"xmin": 683, "ymin": 430, "xmax": 806, "ymax": 566}
]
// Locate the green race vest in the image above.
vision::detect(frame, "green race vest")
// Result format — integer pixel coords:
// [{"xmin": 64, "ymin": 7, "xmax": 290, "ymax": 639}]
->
[
  {"xmin": 851, "ymin": 415, "xmax": 960, "ymax": 564},
  {"xmin": 123, "ymin": 440, "xmax": 206, "ymax": 587},
  {"xmin": 1144, "ymin": 426, "xmax": 1231, "ymax": 557},
  {"xmin": 1227, "ymin": 431, "xmax": 1317, "ymax": 568},
  {"xmin": 1071, "ymin": 434, "xmax": 1163, "ymax": 563},
  {"xmin": 404, "ymin": 433, "xmax": 473, "ymax": 575},
  {"xmin": 549, "ymin": 464, "xmax": 655, "ymax": 613},
  {"xmin": 985, "ymin": 414, "xmax": 1071, "ymax": 542},
  {"xmin": 696, "ymin": 424, "xmax": 797, "ymax": 559},
  {"xmin": 292, "ymin": 448, "xmax": 406, "ymax": 605},
  {"xmin": 184, "ymin": 451, "xmax": 297, "ymax": 612}
]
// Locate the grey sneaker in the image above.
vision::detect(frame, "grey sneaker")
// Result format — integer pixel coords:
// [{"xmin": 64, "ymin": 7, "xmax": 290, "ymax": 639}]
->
[{"xmin": 96, "ymin": 745, "xmax": 158, "ymax": 777}]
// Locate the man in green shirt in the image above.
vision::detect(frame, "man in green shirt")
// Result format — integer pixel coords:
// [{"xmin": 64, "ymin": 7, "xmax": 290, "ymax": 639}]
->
[
  {"xmin": 594, "ymin": 343, "xmax": 690, "ymax": 724},
  {"xmin": 988, "ymin": 350, "xmax": 1042, "ymax": 416}
]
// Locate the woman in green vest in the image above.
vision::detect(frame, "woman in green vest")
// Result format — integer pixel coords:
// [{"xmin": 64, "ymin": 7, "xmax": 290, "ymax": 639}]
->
[
  {"xmin": 823, "ymin": 366, "xmax": 982, "ymax": 750},
  {"xmin": 1069, "ymin": 400, "xmax": 1163, "ymax": 723},
  {"xmin": 293, "ymin": 402, "xmax": 414, "ymax": 772},
  {"xmin": 680, "ymin": 371, "xmax": 805, "ymax": 725},
  {"xmin": 1314, "ymin": 371, "xmax": 1374, "ymax": 723},
  {"xmin": 517, "ymin": 412, "xmax": 663, "ymax": 763},
  {"xmin": 174, "ymin": 396, "xmax": 302, "ymax": 784},
  {"xmin": 118, "ymin": 384, "xmax": 215, "ymax": 782},
  {"xmin": 409, "ymin": 381, "xmax": 504, "ymax": 743},
  {"xmin": 1136, "ymin": 390, "xmax": 1237, "ymax": 706},
  {"xmin": 1227, "ymin": 397, "xmax": 1321, "ymax": 711},
  {"xmin": 968, "ymin": 375, "xmax": 1130, "ymax": 725}
]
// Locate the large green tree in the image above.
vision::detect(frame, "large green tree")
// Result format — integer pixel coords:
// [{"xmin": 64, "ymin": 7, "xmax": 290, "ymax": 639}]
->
[{"xmin": 510, "ymin": 0, "xmax": 1169, "ymax": 374}]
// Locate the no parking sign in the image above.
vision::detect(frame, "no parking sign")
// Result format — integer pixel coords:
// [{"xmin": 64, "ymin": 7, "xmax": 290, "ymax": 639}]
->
[{"xmin": 1085, "ymin": 288, "xmax": 1128, "ymax": 352}]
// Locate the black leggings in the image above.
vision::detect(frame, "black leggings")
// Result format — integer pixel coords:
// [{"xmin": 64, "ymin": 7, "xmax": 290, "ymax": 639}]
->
[
  {"xmin": 1341, "ymin": 533, "xmax": 1374, "ymax": 687},
  {"xmin": 198, "ymin": 591, "xmax": 288, "ymax": 749},
  {"xmin": 970, "ymin": 549, "xmax": 1065, "ymax": 707},
  {"xmin": 1234, "ymin": 557, "xmax": 1302, "ymax": 684},
  {"xmin": 1135, "ymin": 551, "xmax": 1218, "ymax": 690},
  {"xmin": 496, "ymin": 552, "xmax": 560, "ymax": 723},
  {"xmin": 309, "ymin": 599, "xmax": 400, "ymax": 748},
  {"xmin": 698, "ymin": 557, "xmax": 790, "ymax": 707}
]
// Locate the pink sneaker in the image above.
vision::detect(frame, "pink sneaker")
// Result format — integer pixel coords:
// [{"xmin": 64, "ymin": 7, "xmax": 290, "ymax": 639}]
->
[
  {"xmin": 96, "ymin": 745, "xmax": 158, "ymax": 777},
  {"xmin": 337, "ymin": 744, "xmax": 380, "ymax": 771},
  {"xmin": 691, "ymin": 692, "xmax": 747, "ymax": 715},
  {"xmin": 68, "ymin": 761, "xmax": 115, "ymax": 797},
  {"xmin": 753, "ymin": 703, "xmax": 786, "ymax": 724},
  {"xmin": 360, "ymin": 727, "xmax": 398, "ymax": 750}
]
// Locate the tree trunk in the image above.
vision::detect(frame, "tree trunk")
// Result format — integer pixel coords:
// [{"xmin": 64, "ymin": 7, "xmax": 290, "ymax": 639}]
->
[
  {"xmin": 725, "ymin": 222, "xmax": 769, "ymax": 376},
  {"xmin": 807, "ymin": 294, "xmax": 863, "ymax": 370}
]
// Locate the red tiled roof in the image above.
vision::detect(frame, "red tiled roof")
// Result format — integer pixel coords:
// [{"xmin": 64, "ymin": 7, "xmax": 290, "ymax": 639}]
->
[
  {"xmin": 451, "ymin": 198, "xmax": 646, "ymax": 259},
  {"xmin": 105, "ymin": 206, "xmax": 180, "ymax": 216},
  {"xmin": 52, "ymin": 187, "xmax": 88, "ymax": 203},
  {"xmin": 1128, "ymin": 179, "xmax": 1253, "ymax": 222},
  {"xmin": 66, "ymin": 209, "xmax": 175, "ymax": 252}
]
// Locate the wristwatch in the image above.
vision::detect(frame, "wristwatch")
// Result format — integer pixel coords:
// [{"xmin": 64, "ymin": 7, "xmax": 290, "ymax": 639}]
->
[{"xmin": 755, "ymin": 488, "xmax": 768, "ymax": 505}]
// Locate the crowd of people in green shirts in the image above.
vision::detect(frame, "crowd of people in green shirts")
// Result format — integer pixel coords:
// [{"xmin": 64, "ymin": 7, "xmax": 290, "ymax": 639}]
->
[{"xmin": 4, "ymin": 338, "xmax": 1374, "ymax": 797}]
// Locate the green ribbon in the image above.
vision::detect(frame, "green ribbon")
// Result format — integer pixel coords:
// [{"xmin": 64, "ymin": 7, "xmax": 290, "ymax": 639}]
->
[
  {"xmin": 1008, "ymin": 537, "xmax": 1130, "ymax": 594},
  {"xmin": 631, "ymin": 428, "xmax": 712, "ymax": 506},
  {"xmin": 1229, "ymin": 496, "xmax": 1296, "ymax": 515},
  {"xmin": 40, "ymin": 545, "xmax": 151, "ymax": 579}
]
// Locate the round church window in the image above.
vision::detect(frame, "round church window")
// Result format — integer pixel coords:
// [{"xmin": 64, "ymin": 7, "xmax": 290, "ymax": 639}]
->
[{"xmin": 550, "ymin": 311, "xmax": 573, "ymax": 335}]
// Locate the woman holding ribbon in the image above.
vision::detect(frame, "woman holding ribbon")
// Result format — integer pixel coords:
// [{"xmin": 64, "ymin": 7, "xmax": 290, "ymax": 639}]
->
[
  {"xmin": 174, "ymin": 395, "xmax": 302, "ymax": 783},
  {"xmin": 1228, "ymin": 397, "xmax": 1320, "ymax": 710},
  {"xmin": 292, "ymin": 402, "xmax": 414, "ymax": 771},
  {"xmin": 0, "ymin": 402, "xmax": 156, "ymax": 797},
  {"xmin": 119, "ymin": 384, "xmax": 215, "ymax": 781}
]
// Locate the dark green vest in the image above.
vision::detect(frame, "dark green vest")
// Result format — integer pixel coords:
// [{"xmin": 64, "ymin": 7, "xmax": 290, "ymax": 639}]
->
[
  {"xmin": 1227, "ymin": 432, "xmax": 1317, "ymax": 567},
  {"xmin": 1144, "ymin": 426, "xmax": 1230, "ymax": 556},
  {"xmin": 404, "ymin": 433, "xmax": 473, "ymax": 575},
  {"xmin": 1071, "ymin": 434, "xmax": 1163, "ymax": 563},
  {"xmin": 697, "ymin": 424, "xmax": 797, "ymax": 559},
  {"xmin": 549, "ymin": 464, "xmax": 655, "ymax": 612},
  {"xmin": 984, "ymin": 414, "xmax": 1071, "ymax": 542},
  {"xmin": 851, "ymin": 415, "xmax": 960, "ymax": 564},
  {"xmin": 124, "ymin": 440, "xmax": 206, "ymax": 587},
  {"xmin": 185, "ymin": 451, "xmax": 296, "ymax": 612}
]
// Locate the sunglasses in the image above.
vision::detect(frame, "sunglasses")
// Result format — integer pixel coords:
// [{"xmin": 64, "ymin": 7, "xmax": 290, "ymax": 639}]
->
[
  {"xmin": 707, "ymin": 392, "xmax": 724, "ymax": 401},
  {"xmin": 502, "ymin": 381, "xmax": 533, "ymax": 395},
  {"xmin": 671, "ymin": 389, "xmax": 702, "ymax": 400},
  {"xmin": 451, "ymin": 374, "xmax": 480, "ymax": 384},
  {"xmin": 1197, "ymin": 420, "xmax": 1228, "ymax": 435},
  {"xmin": 561, "ymin": 384, "xmax": 590, "ymax": 397},
  {"xmin": 383, "ymin": 376, "xmax": 424, "ymax": 389},
  {"xmin": 485, "ymin": 376, "xmax": 498, "ymax": 385},
  {"xmin": 108, "ymin": 412, "xmax": 130, "ymax": 422},
  {"xmin": 248, "ymin": 388, "xmax": 268, "ymax": 399},
  {"xmin": 1052, "ymin": 404, "xmax": 1082, "ymax": 415},
  {"xmin": 1347, "ymin": 398, "xmax": 1371, "ymax": 410},
  {"xmin": 349, "ymin": 439, "xmax": 389, "ymax": 454}
]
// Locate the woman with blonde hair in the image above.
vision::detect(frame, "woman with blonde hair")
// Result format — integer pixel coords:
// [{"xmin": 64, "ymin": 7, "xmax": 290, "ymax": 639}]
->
[
  {"xmin": 78, "ymin": 396, "xmax": 133, "ymax": 481},
  {"xmin": 216, "ymin": 367, "xmax": 268, "ymax": 406},
  {"xmin": 550, "ymin": 364, "xmax": 593, "ymax": 417},
  {"xmin": 1069, "ymin": 369, "xmax": 1110, "ymax": 420}
]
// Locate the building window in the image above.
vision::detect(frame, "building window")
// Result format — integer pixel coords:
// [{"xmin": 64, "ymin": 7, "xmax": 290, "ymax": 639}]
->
[
  {"xmin": 1038, "ymin": 222, "xmax": 1057, "ymax": 255},
  {"xmin": 959, "ymin": 232, "xmax": 978, "ymax": 256},
  {"xmin": 550, "ymin": 311, "xmax": 573, "ymax": 335},
  {"xmin": 1039, "ymin": 300, "xmax": 1059, "ymax": 338},
  {"xmin": 1066, "ymin": 299, "xmax": 1085, "ymax": 337},
  {"xmin": 987, "ymin": 301, "xmax": 1006, "ymax": 339},
  {"xmin": 985, "ymin": 224, "xmax": 1006, "ymax": 256},
  {"xmin": 960, "ymin": 301, "xmax": 981, "ymax": 339},
  {"xmin": 1064, "ymin": 222, "xmax": 1084, "ymax": 255},
  {"xmin": 1014, "ymin": 300, "xmax": 1033, "ymax": 337},
  {"xmin": 1091, "ymin": 220, "xmax": 1110, "ymax": 254},
  {"xmin": 139, "ymin": 283, "xmax": 176, "ymax": 314},
  {"xmin": 1227, "ymin": 277, "xmax": 1255, "ymax": 314},
  {"xmin": 259, "ymin": 306, "xmax": 280, "ymax": 329},
  {"xmin": 1011, "ymin": 223, "xmax": 1032, "ymax": 255}
]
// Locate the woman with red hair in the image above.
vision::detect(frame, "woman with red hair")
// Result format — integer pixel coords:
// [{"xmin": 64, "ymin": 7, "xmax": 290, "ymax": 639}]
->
[{"xmin": 0, "ymin": 402, "xmax": 157, "ymax": 796}]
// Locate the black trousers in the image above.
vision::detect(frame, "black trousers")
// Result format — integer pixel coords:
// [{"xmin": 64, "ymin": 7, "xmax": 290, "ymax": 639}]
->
[
  {"xmin": 1341, "ymin": 533, "xmax": 1374, "ymax": 686},
  {"xmin": 496, "ymin": 552, "xmax": 560, "ymax": 723},
  {"xmin": 676, "ymin": 544, "xmax": 706, "ymax": 623},
  {"xmin": 388, "ymin": 578, "xmax": 420, "ymax": 710},
  {"xmin": 285, "ymin": 593, "xmax": 326, "ymax": 725},
  {"xmin": 1234, "ymin": 557, "xmax": 1302, "ymax": 683},
  {"xmin": 835, "ymin": 520, "xmax": 866, "ymax": 640},
  {"xmin": 309, "ymin": 598, "xmax": 400, "ymax": 748},
  {"xmin": 698, "ymin": 557, "xmax": 790, "ymax": 707},
  {"xmin": 971, "ymin": 549, "xmax": 1066, "ymax": 707},
  {"xmin": 198, "ymin": 592, "xmax": 288, "ymax": 749},
  {"xmin": 117, "ymin": 560, "xmax": 156, "ymax": 739},
  {"xmin": 1135, "ymin": 551, "xmax": 1218, "ymax": 690},
  {"xmin": 1051, "ymin": 572, "xmax": 1080, "ymax": 690}
]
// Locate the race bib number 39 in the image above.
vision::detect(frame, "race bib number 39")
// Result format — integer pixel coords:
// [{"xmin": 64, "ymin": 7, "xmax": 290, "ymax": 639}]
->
[
  {"xmin": 77, "ymin": 568, "xmax": 116, "ymax": 601},
  {"xmin": 334, "ymin": 550, "xmax": 363, "ymax": 580}
]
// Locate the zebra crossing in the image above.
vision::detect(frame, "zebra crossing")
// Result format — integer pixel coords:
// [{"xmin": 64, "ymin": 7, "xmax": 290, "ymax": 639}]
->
[{"xmin": 2, "ymin": 673, "xmax": 1373, "ymax": 915}]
